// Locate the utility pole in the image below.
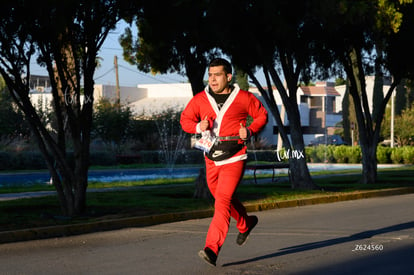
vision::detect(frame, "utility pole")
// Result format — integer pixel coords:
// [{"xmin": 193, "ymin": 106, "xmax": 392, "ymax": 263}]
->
[
  {"xmin": 391, "ymin": 90, "xmax": 395, "ymax": 148},
  {"xmin": 351, "ymin": 122, "xmax": 355, "ymax": 147},
  {"xmin": 114, "ymin": 55, "xmax": 120, "ymax": 105}
]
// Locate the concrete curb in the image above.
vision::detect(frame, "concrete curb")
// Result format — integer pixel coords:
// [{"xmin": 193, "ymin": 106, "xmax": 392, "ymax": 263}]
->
[{"xmin": 1, "ymin": 187, "xmax": 414, "ymax": 244}]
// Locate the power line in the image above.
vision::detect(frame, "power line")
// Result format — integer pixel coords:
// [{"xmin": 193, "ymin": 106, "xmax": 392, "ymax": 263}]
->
[
  {"xmin": 117, "ymin": 64, "xmax": 187, "ymax": 84},
  {"xmin": 100, "ymin": 47, "xmax": 123, "ymax": 52},
  {"xmin": 94, "ymin": 68, "xmax": 115, "ymax": 81}
]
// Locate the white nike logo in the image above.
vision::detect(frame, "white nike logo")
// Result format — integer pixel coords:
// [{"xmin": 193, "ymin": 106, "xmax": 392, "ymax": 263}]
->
[{"xmin": 212, "ymin": 150, "xmax": 225, "ymax": 158}]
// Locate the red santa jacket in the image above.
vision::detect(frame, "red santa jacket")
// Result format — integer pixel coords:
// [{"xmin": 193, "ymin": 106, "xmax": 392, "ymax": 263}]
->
[{"xmin": 180, "ymin": 85, "xmax": 268, "ymax": 165}]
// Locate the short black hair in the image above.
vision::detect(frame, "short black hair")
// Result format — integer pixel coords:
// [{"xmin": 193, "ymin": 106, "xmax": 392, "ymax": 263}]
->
[{"xmin": 209, "ymin": 58, "xmax": 232, "ymax": 75}]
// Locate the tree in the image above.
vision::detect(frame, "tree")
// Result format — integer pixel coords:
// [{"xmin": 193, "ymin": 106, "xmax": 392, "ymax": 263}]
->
[
  {"xmin": 407, "ymin": 80, "xmax": 414, "ymax": 106},
  {"xmin": 128, "ymin": 116, "xmax": 159, "ymax": 150},
  {"xmin": 120, "ymin": 0, "xmax": 221, "ymax": 199},
  {"xmin": 395, "ymin": 79, "xmax": 410, "ymax": 115},
  {"xmin": 372, "ymin": 63, "xmax": 384, "ymax": 122},
  {"xmin": 316, "ymin": 0, "xmax": 414, "ymax": 184},
  {"xmin": 0, "ymin": 81, "xmax": 29, "ymax": 145},
  {"xmin": 92, "ymin": 98, "xmax": 133, "ymax": 153},
  {"xmin": 0, "ymin": 0, "xmax": 123, "ymax": 216},
  {"xmin": 394, "ymin": 103, "xmax": 414, "ymax": 145},
  {"xmin": 153, "ymin": 108, "xmax": 187, "ymax": 170},
  {"xmin": 206, "ymin": 0, "xmax": 331, "ymax": 189},
  {"xmin": 342, "ymin": 82, "xmax": 358, "ymax": 146},
  {"xmin": 233, "ymin": 67, "xmax": 249, "ymax": 91},
  {"xmin": 121, "ymin": 0, "xmax": 330, "ymax": 190},
  {"xmin": 120, "ymin": 0, "xmax": 214, "ymax": 96}
]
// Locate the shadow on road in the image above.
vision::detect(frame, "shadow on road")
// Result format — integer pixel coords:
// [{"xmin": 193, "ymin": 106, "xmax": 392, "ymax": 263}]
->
[{"xmin": 222, "ymin": 221, "xmax": 414, "ymax": 267}]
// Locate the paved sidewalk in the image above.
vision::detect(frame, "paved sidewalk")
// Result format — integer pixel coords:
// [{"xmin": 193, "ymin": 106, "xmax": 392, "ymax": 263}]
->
[
  {"xmin": 0, "ymin": 190, "xmax": 56, "ymax": 201},
  {"xmin": 0, "ymin": 183, "xmax": 191, "ymax": 202}
]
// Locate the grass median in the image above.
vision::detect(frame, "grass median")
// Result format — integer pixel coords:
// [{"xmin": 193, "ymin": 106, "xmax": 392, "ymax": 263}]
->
[{"xmin": 1, "ymin": 166, "xmax": 413, "ymax": 233}]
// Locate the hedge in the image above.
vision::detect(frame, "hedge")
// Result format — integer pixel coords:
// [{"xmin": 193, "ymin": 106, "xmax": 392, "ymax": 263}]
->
[
  {"xmin": 0, "ymin": 146, "xmax": 412, "ymax": 171},
  {"xmin": 305, "ymin": 145, "xmax": 413, "ymax": 164}
]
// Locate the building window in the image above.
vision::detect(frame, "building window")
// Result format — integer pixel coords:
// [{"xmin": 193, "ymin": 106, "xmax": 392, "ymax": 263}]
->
[
  {"xmin": 310, "ymin": 97, "xmax": 322, "ymax": 109},
  {"xmin": 300, "ymin": 96, "xmax": 308, "ymax": 104},
  {"xmin": 326, "ymin": 97, "xmax": 335, "ymax": 113}
]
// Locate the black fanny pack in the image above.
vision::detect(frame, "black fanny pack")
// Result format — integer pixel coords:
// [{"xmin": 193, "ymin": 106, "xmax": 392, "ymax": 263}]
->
[{"xmin": 206, "ymin": 141, "xmax": 244, "ymax": 161}]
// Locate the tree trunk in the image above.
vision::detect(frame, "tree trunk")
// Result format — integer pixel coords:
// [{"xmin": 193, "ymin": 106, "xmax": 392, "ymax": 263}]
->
[
  {"xmin": 345, "ymin": 48, "xmax": 380, "ymax": 185},
  {"xmin": 268, "ymin": 64, "xmax": 317, "ymax": 190},
  {"xmin": 184, "ymin": 53, "xmax": 209, "ymax": 198},
  {"xmin": 288, "ymin": 101, "xmax": 317, "ymax": 190},
  {"xmin": 360, "ymin": 143, "xmax": 377, "ymax": 184},
  {"xmin": 247, "ymin": 62, "xmax": 317, "ymax": 190},
  {"xmin": 44, "ymin": 34, "xmax": 94, "ymax": 217},
  {"xmin": 73, "ymin": 155, "xmax": 89, "ymax": 215},
  {"xmin": 0, "ymin": 0, "xmax": 117, "ymax": 218},
  {"xmin": 184, "ymin": 51, "xmax": 206, "ymax": 96},
  {"xmin": 193, "ymin": 167, "xmax": 212, "ymax": 200}
]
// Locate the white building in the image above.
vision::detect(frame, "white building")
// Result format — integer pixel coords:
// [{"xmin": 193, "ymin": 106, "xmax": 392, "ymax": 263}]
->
[
  {"xmin": 30, "ymin": 74, "xmax": 390, "ymax": 146},
  {"xmin": 28, "ymin": 79, "xmax": 342, "ymax": 146},
  {"xmin": 119, "ymin": 82, "xmax": 342, "ymax": 146},
  {"xmin": 130, "ymin": 83, "xmax": 193, "ymax": 116},
  {"xmin": 93, "ymin": 84, "xmax": 147, "ymax": 104},
  {"xmin": 335, "ymin": 76, "xmax": 391, "ymax": 114}
]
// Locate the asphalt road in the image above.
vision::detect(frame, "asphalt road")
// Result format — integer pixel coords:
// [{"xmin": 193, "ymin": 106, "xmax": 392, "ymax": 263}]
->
[{"xmin": 0, "ymin": 194, "xmax": 413, "ymax": 275}]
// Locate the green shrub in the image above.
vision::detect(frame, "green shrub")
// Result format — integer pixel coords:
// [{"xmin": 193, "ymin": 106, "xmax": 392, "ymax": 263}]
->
[
  {"xmin": 20, "ymin": 152, "xmax": 47, "ymax": 169},
  {"xmin": 402, "ymin": 146, "xmax": 414, "ymax": 164},
  {"xmin": 391, "ymin": 147, "xmax": 404, "ymax": 164},
  {"xmin": 0, "ymin": 151, "xmax": 13, "ymax": 170},
  {"xmin": 1, "ymin": 146, "xmax": 412, "ymax": 171},
  {"xmin": 90, "ymin": 152, "xmax": 117, "ymax": 166},
  {"xmin": 305, "ymin": 147, "xmax": 317, "ymax": 162},
  {"xmin": 315, "ymin": 146, "xmax": 325, "ymax": 162},
  {"xmin": 333, "ymin": 145, "xmax": 348, "ymax": 163},
  {"xmin": 182, "ymin": 150, "xmax": 204, "ymax": 164},
  {"xmin": 160, "ymin": 149, "xmax": 204, "ymax": 165},
  {"xmin": 327, "ymin": 146, "xmax": 336, "ymax": 162},
  {"xmin": 0, "ymin": 151, "xmax": 47, "ymax": 170},
  {"xmin": 347, "ymin": 146, "xmax": 361, "ymax": 163},
  {"xmin": 376, "ymin": 146, "xmax": 392, "ymax": 164},
  {"xmin": 306, "ymin": 146, "xmax": 329, "ymax": 163},
  {"xmin": 139, "ymin": 150, "xmax": 161, "ymax": 164},
  {"xmin": 311, "ymin": 145, "xmax": 335, "ymax": 163},
  {"xmin": 248, "ymin": 150, "xmax": 275, "ymax": 162}
]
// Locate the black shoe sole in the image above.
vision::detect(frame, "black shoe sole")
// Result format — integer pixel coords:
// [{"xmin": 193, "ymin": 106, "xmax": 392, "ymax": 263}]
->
[
  {"xmin": 237, "ymin": 216, "xmax": 258, "ymax": 246},
  {"xmin": 198, "ymin": 250, "xmax": 216, "ymax": 267}
]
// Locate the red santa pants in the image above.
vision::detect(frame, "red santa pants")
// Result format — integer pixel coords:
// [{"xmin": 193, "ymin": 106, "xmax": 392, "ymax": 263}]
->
[{"xmin": 204, "ymin": 157, "xmax": 250, "ymax": 255}]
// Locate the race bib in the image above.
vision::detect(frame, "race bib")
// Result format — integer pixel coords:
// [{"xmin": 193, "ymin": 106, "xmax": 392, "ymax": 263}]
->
[{"xmin": 194, "ymin": 132, "xmax": 216, "ymax": 153}]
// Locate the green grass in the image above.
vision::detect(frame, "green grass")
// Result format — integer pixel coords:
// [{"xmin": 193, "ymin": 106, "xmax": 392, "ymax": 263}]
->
[{"xmin": 0, "ymin": 166, "xmax": 413, "ymax": 232}]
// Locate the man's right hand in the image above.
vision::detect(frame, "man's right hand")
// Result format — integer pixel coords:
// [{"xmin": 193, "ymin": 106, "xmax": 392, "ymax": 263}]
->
[{"xmin": 200, "ymin": 116, "xmax": 209, "ymax": 131}]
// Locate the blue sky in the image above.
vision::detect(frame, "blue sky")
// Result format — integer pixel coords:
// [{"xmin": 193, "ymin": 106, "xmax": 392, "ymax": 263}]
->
[
  {"xmin": 94, "ymin": 21, "xmax": 190, "ymax": 87},
  {"xmin": 29, "ymin": 21, "xmax": 273, "ymax": 89},
  {"xmin": 30, "ymin": 20, "xmax": 190, "ymax": 87}
]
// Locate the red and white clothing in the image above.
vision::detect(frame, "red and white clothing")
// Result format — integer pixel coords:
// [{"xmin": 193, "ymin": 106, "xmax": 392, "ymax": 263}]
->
[
  {"xmin": 181, "ymin": 85, "xmax": 268, "ymax": 165},
  {"xmin": 180, "ymin": 84, "xmax": 268, "ymax": 256}
]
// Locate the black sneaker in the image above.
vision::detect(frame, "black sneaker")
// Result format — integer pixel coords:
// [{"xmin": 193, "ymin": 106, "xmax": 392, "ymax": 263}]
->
[
  {"xmin": 236, "ymin": 215, "xmax": 258, "ymax": 246},
  {"xmin": 198, "ymin": 247, "xmax": 217, "ymax": 266}
]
